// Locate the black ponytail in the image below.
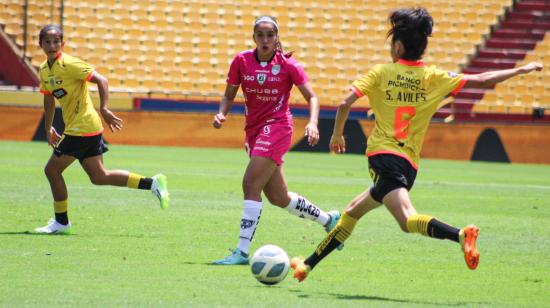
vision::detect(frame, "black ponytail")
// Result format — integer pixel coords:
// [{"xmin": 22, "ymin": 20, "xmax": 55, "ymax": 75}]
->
[{"xmin": 387, "ymin": 7, "xmax": 433, "ymax": 60}]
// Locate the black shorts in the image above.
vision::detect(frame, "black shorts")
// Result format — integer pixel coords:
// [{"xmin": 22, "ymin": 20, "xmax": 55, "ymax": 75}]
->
[
  {"xmin": 53, "ymin": 133, "xmax": 108, "ymax": 163},
  {"xmin": 368, "ymin": 154, "xmax": 417, "ymax": 203}
]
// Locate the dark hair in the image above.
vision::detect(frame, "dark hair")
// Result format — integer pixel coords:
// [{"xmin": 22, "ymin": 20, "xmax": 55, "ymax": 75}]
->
[
  {"xmin": 253, "ymin": 15, "xmax": 293, "ymax": 58},
  {"xmin": 39, "ymin": 24, "xmax": 63, "ymax": 45},
  {"xmin": 387, "ymin": 7, "xmax": 433, "ymax": 60}
]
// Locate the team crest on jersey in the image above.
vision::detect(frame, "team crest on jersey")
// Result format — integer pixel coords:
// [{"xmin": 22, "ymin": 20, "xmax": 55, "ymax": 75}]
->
[
  {"xmin": 257, "ymin": 73, "xmax": 266, "ymax": 85},
  {"xmin": 55, "ymin": 80, "xmax": 63, "ymax": 85},
  {"xmin": 271, "ymin": 65, "xmax": 280, "ymax": 75}
]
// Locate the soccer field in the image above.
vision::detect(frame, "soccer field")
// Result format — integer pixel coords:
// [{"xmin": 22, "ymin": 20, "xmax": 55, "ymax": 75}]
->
[{"xmin": 0, "ymin": 140, "xmax": 548, "ymax": 306}]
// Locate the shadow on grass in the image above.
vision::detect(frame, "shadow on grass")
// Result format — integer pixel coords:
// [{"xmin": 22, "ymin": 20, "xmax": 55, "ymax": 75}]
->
[
  {"xmin": 329, "ymin": 293, "xmax": 487, "ymax": 306},
  {"xmin": 202, "ymin": 262, "xmax": 249, "ymax": 266},
  {"xmin": 288, "ymin": 289, "xmax": 486, "ymax": 306},
  {"xmin": 0, "ymin": 231, "xmax": 73, "ymax": 236}
]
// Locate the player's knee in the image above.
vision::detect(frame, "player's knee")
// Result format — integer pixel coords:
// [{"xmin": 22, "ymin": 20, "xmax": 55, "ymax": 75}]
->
[
  {"xmin": 89, "ymin": 173, "xmax": 107, "ymax": 185},
  {"xmin": 398, "ymin": 221, "xmax": 409, "ymax": 233},
  {"xmin": 266, "ymin": 194, "xmax": 288, "ymax": 207},
  {"xmin": 44, "ymin": 165, "xmax": 58, "ymax": 180}
]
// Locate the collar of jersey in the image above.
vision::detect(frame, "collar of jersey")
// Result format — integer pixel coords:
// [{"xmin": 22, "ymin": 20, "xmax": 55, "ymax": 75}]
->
[
  {"xmin": 398, "ymin": 59, "xmax": 424, "ymax": 67},
  {"xmin": 253, "ymin": 48, "xmax": 277, "ymax": 65},
  {"xmin": 46, "ymin": 52, "xmax": 64, "ymax": 69}
]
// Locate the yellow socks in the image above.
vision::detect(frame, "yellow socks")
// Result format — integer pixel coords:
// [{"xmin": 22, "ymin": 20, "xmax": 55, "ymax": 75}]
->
[{"xmin": 127, "ymin": 173, "xmax": 144, "ymax": 189}]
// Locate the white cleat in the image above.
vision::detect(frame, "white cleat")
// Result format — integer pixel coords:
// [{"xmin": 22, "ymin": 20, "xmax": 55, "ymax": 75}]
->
[{"xmin": 35, "ymin": 218, "xmax": 71, "ymax": 234}]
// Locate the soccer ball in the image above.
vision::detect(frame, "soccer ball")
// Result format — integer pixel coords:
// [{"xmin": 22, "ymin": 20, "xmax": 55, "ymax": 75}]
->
[{"xmin": 250, "ymin": 244, "xmax": 290, "ymax": 285}]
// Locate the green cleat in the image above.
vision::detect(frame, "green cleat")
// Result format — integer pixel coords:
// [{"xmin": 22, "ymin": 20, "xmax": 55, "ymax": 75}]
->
[
  {"xmin": 152, "ymin": 174, "xmax": 169, "ymax": 209},
  {"xmin": 213, "ymin": 248, "xmax": 249, "ymax": 265}
]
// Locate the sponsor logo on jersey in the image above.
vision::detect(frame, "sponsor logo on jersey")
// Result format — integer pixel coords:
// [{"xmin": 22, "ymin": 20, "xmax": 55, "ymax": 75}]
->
[
  {"xmin": 253, "ymin": 146, "xmax": 268, "ymax": 152},
  {"xmin": 256, "ymin": 140, "xmax": 271, "ymax": 146},
  {"xmin": 52, "ymin": 88, "xmax": 68, "ymax": 99},
  {"xmin": 257, "ymin": 73, "xmax": 266, "ymax": 85},
  {"xmin": 272, "ymin": 65, "xmax": 280, "ymax": 75}
]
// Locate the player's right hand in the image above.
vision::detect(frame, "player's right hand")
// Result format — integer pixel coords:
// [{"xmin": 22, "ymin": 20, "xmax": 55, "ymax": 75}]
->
[
  {"xmin": 520, "ymin": 62, "xmax": 543, "ymax": 73},
  {"xmin": 46, "ymin": 127, "xmax": 61, "ymax": 147},
  {"xmin": 213, "ymin": 113, "xmax": 226, "ymax": 129},
  {"xmin": 330, "ymin": 134, "xmax": 346, "ymax": 154}
]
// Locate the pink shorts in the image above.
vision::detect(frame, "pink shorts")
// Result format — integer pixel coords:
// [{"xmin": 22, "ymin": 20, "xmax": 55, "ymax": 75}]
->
[{"xmin": 245, "ymin": 122, "xmax": 292, "ymax": 165}]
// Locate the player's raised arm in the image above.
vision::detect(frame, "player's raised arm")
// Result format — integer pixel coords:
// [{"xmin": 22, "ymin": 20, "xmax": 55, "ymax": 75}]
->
[
  {"xmin": 330, "ymin": 92, "xmax": 359, "ymax": 154},
  {"xmin": 296, "ymin": 83, "xmax": 319, "ymax": 146},
  {"xmin": 463, "ymin": 62, "xmax": 543, "ymax": 88},
  {"xmin": 90, "ymin": 72, "xmax": 123, "ymax": 132},
  {"xmin": 213, "ymin": 84, "xmax": 238, "ymax": 129}
]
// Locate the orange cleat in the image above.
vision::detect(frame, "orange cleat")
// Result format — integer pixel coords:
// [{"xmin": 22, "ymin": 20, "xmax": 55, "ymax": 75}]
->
[
  {"xmin": 290, "ymin": 257, "xmax": 311, "ymax": 282},
  {"xmin": 461, "ymin": 225, "xmax": 480, "ymax": 270}
]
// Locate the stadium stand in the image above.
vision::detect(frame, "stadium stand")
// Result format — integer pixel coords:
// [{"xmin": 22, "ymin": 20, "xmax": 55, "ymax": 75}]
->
[
  {"xmin": 471, "ymin": 0, "xmax": 550, "ymax": 115},
  {"xmin": 1, "ymin": 0, "xmax": 518, "ymax": 107}
]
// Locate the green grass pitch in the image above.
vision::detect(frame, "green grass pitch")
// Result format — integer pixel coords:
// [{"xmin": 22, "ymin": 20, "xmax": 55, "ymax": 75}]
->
[{"xmin": 1, "ymin": 140, "xmax": 549, "ymax": 306}]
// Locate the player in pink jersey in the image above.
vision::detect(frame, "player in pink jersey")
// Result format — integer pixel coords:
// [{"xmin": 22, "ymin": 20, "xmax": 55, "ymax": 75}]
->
[{"xmin": 212, "ymin": 16, "xmax": 342, "ymax": 265}]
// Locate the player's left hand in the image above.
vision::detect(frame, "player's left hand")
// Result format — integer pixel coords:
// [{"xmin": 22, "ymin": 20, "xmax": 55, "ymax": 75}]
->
[
  {"xmin": 330, "ymin": 134, "xmax": 346, "ymax": 154},
  {"xmin": 305, "ymin": 122, "xmax": 319, "ymax": 146},
  {"xmin": 101, "ymin": 108, "xmax": 123, "ymax": 132}
]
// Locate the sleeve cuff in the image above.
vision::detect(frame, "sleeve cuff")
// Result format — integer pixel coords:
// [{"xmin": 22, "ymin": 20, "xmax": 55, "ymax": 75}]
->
[
  {"xmin": 85, "ymin": 71, "xmax": 96, "ymax": 81},
  {"xmin": 350, "ymin": 85, "xmax": 364, "ymax": 98},
  {"xmin": 450, "ymin": 77, "xmax": 467, "ymax": 96},
  {"xmin": 40, "ymin": 89, "xmax": 51, "ymax": 95}
]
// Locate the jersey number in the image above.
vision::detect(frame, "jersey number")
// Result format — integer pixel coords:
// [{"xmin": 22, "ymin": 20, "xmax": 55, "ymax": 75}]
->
[{"xmin": 394, "ymin": 106, "xmax": 416, "ymax": 140}]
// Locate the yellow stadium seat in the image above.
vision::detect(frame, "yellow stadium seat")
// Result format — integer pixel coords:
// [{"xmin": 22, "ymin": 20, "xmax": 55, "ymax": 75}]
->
[{"xmin": 38, "ymin": 0, "xmax": 515, "ymax": 95}]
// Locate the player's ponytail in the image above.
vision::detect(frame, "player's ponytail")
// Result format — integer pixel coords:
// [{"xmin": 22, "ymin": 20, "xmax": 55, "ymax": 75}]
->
[
  {"xmin": 39, "ymin": 24, "xmax": 63, "ymax": 45},
  {"xmin": 387, "ymin": 7, "xmax": 433, "ymax": 60}
]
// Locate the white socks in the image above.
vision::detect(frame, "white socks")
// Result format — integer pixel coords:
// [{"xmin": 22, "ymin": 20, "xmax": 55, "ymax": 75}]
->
[
  {"xmin": 237, "ymin": 200, "xmax": 262, "ymax": 255},
  {"xmin": 285, "ymin": 192, "xmax": 330, "ymax": 226}
]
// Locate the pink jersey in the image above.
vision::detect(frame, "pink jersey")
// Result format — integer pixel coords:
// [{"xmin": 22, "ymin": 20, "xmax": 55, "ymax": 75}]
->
[{"xmin": 227, "ymin": 49, "xmax": 309, "ymax": 135}]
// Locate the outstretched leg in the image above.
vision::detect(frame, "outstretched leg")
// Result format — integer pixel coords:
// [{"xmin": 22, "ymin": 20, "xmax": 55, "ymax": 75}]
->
[
  {"xmin": 383, "ymin": 188, "xmax": 480, "ymax": 270},
  {"xmin": 80, "ymin": 155, "xmax": 169, "ymax": 209},
  {"xmin": 292, "ymin": 188, "xmax": 382, "ymax": 281},
  {"xmin": 263, "ymin": 165, "xmax": 335, "ymax": 229}
]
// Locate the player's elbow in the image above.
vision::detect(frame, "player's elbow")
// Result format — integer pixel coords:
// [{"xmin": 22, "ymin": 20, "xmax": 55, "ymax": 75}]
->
[
  {"xmin": 338, "ymin": 100, "xmax": 353, "ymax": 110},
  {"xmin": 465, "ymin": 75, "xmax": 491, "ymax": 88},
  {"xmin": 99, "ymin": 75, "xmax": 109, "ymax": 87}
]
